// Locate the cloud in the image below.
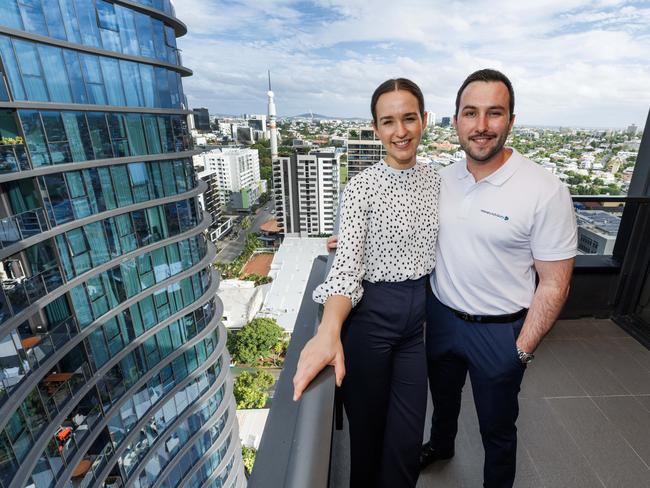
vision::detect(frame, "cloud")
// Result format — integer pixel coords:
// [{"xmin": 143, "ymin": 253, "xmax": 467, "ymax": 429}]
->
[{"xmin": 174, "ymin": 0, "xmax": 650, "ymax": 127}]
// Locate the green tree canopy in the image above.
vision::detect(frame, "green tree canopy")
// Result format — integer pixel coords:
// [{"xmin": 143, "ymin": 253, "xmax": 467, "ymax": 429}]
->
[
  {"xmin": 228, "ymin": 317, "xmax": 285, "ymax": 364},
  {"xmin": 234, "ymin": 370, "xmax": 275, "ymax": 409},
  {"xmin": 242, "ymin": 445, "xmax": 256, "ymax": 476}
]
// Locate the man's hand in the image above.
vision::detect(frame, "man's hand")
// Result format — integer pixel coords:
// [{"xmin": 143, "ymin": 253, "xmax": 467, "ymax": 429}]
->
[
  {"xmin": 292, "ymin": 326, "xmax": 345, "ymax": 401},
  {"xmin": 326, "ymin": 235, "xmax": 338, "ymax": 252}
]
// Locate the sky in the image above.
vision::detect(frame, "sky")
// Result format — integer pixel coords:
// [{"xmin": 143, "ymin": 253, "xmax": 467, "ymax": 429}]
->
[{"xmin": 174, "ymin": 0, "xmax": 650, "ymax": 128}]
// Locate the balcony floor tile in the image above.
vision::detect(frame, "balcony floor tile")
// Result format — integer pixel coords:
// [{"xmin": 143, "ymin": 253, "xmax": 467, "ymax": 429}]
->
[{"xmin": 330, "ymin": 319, "xmax": 650, "ymax": 487}]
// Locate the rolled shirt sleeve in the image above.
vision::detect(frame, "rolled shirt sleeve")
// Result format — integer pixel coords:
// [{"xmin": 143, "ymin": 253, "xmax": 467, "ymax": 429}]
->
[
  {"xmin": 313, "ymin": 175, "xmax": 370, "ymax": 307},
  {"xmin": 531, "ymin": 183, "xmax": 578, "ymax": 261}
]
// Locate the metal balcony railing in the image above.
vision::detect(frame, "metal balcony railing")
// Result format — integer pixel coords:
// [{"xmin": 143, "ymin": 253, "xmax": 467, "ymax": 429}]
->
[
  {"xmin": 0, "ymin": 207, "xmax": 50, "ymax": 249},
  {"xmin": 0, "ymin": 266, "xmax": 64, "ymax": 322}
]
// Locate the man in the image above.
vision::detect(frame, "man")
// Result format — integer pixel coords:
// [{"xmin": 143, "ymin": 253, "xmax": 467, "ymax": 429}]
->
[{"xmin": 419, "ymin": 69, "xmax": 577, "ymax": 487}]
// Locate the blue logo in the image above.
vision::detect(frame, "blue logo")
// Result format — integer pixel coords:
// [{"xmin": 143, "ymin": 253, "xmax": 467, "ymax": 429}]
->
[{"xmin": 481, "ymin": 209, "xmax": 510, "ymax": 222}]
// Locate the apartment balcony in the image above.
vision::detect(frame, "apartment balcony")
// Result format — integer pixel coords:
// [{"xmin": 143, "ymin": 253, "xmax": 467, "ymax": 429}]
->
[{"xmin": 249, "ymin": 116, "xmax": 650, "ymax": 488}]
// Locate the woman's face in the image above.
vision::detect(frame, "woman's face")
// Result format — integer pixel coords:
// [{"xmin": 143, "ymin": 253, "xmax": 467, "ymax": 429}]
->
[{"xmin": 372, "ymin": 89, "xmax": 427, "ymax": 169}]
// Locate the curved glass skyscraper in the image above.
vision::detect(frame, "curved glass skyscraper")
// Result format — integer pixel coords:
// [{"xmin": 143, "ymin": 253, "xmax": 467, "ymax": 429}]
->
[{"xmin": 0, "ymin": 1, "xmax": 243, "ymax": 487}]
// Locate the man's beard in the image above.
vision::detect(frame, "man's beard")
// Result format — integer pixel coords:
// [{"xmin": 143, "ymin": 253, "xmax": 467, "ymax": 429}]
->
[{"xmin": 460, "ymin": 130, "xmax": 508, "ymax": 163}]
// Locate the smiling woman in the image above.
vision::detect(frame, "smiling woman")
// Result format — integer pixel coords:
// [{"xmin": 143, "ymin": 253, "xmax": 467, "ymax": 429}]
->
[{"xmin": 292, "ymin": 78, "xmax": 441, "ymax": 488}]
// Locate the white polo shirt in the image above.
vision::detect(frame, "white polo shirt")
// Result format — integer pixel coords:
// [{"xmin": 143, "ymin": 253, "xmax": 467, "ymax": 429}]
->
[{"xmin": 430, "ymin": 148, "xmax": 577, "ymax": 315}]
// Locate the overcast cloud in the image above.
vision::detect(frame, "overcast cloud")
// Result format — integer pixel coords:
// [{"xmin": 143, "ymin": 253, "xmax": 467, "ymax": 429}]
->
[{"xmin": 174, "ymin": 0, "xmax": 650, "ymax": 128}]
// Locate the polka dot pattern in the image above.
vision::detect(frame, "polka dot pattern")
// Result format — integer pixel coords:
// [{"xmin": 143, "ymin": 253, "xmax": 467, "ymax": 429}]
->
[{"xmin": 313, "ymin": 159, "xmax": 441, "ymax": 307}]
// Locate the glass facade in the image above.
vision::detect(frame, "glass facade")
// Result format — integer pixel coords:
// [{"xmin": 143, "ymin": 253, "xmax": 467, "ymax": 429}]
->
[
  {"xmin": 0, "ymin": 108, "xmax": 191, "ymax": 175},
  {"xmin": 0, "ymin": 2, "xmax": 240, "ymax": 487}
]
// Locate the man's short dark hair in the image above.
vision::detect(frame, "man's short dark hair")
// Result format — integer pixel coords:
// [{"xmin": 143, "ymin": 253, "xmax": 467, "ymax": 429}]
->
[
  {"xmin": 455, "ymin": 69, "xmax": 515, "ymax": 118},
  {"xmin": 371, "ymin": 78, "xmax": 425, "ymax": 123}
]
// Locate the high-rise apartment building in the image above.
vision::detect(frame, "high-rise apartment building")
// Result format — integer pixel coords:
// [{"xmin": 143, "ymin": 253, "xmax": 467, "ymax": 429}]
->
[
  {"xmin": 192, "ymin": 108, "xmax": 211, "ymax": 132},
  {"xmin": 347, "ymin": 128, "xmax": 385, "ymax": 179},
  {"xmin": 194, "ymin": 148, "xmax": 264, "ymax": 211},
  {"xmin": 273, "ymin": 149, "xmax": 340, "ymax": 236},
  {"xmin": 196, "ymin": 168, "xmax": 233, "ymax": 242},
  {"xmin": 0, "ymin": 2, "xmax": 243, "ymax": 487}
]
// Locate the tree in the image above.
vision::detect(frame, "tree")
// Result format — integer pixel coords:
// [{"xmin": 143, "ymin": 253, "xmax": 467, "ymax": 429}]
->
[
  {"xmin": 241, "ymin": 216, "xmax": 251, "ymax": 230},
  {"xmin": 233, "ymin": 370, "xmax": 275, "ymax": 409},
  {"xmin": 228, "ymin": 317, "xmax": 285, "ymax": 364},
  {"xmin": 242, "ymin": 445, "xmax": 257, "ymax": 477}
]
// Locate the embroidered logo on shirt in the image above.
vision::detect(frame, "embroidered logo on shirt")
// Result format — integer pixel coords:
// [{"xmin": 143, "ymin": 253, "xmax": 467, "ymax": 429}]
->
[{"xmin": 480, "ymin": 209, "xmax": 510, "ymax": 221}]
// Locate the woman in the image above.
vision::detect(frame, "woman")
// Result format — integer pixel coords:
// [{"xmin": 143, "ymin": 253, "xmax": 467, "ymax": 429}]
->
[{"xmin": 292, "ymin": 78, "xmax": 440, "ymax": 487}]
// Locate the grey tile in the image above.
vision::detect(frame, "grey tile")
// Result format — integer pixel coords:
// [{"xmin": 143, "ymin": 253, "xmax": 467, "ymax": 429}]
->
[
  {"xmin": 593, "ymin": 396, "xmax": 650, "ymax": 467},
  {"xmin": 636, "ymin": 395, "xmax": 650, "ymax": 413},
  {"xmin": 547, "ymin": 339, "xmax": 629, "ymax": 396},
  {"xmin": 547, "ymin": 397, "xmax": 650, "ymax": 487},
  {"xmin": 582, "ymin": 337, "xmax": 650, "ymax": 395},
  {"xmin": 593, "ymin": 320, "xmax": 631, "ymax": 338},
  {"xmin": 547, "ymin": 319, "xmax": 604, "ymax": 340},
  {"xmin": 520, "ymin": 340, "xmax": 587, "ymax": 400},
  {"xmin": 613, "ymin": 337, "xmax": 650, "ymax": 372},
  {"xmin": 518, "ymin": 398, "xmax": 604, "ymax": 488}
]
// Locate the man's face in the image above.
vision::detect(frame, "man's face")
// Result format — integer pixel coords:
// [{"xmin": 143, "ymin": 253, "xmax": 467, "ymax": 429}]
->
[
  {"xmin": 373, "ymin": 90, "xmax": 426, "ymax": 167},
  {"xmin": 454, "ymin": 81, "xmax": 514, "ymax": 165}
]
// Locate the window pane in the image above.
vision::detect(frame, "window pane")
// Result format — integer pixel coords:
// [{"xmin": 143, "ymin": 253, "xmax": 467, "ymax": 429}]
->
[
  {"xmin": 107, "ymin": 113, "xmax": 130, "ymax": 157},
  {"xmin": 86, "ymin": 112, "xmax": 113, "ymax": 159},
  {"xmin": 111, "ymin": 165, "xmax": 133, "ymax": 206},
  {"xmin": 119, "ymin": 60, "xmax": 144, "ymax": 107},
  {"xmin": 18, "ymin": 0, "xmax": 48, "ymax": 35},
  {"xmin": 125, "ymin": 114, "xmax": 147, "ymax": 155},
  {"xmin": 13, "ymin": 39, "xmax": 48, "ymax": 101},
  {"xmin": 116, "ymin": 5, "xmax": 139, "ymax": 56},
  {"xmin": 37, "ymin": 46, "xmax": 72, "ymax": 103},
  {"xmin": 62, "ymin": 51, "xmax": 88, "ymax": 104},
  {"xmin": 74, "ymin": 0, "xmax": 101, "ymax": 47},
  {"xmin": 42, "ymin": 0, "xmax": 67, "ymax": 40},
  {"xmin": 20, "ymin": 110, "xmax": 50, "ymax": 167},
  {"xmin": 59, "ymin": 0, "xmax": 81, "ymax": 44},
  {"xmin": 62, "ymin": 112, "xmax": 93, "ymax": 161},
  {"xmin": 80, "ymin": 55, "xmax": 107, "ymax": 105},
  {"xmin": 0, "ymin": 35, "xmax": 25, "ymax": 100},
  {"xmin": 143, "ymin": 115, "xmax": 162, "ymax": 154},
  {"xmin": 100, "ymin": 57, "xmax": 126, "ymax": 106}
]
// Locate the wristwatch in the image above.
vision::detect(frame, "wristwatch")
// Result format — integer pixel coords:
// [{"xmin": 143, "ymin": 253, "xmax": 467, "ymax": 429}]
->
[{"xmin": 517, "ymin": 347, "xmax": 535, "ymax": 364}]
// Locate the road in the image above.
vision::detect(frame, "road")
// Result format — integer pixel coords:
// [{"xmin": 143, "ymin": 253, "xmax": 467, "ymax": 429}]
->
[{"xmin": 215, "ymin": 201, "xmax": 274, "ymax": 263}]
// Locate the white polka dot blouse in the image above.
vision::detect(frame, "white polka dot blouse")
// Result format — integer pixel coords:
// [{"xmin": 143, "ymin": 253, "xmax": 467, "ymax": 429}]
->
[{"xmin": 313, "ymin": 159, "xmax": 441, "ymax": 307}]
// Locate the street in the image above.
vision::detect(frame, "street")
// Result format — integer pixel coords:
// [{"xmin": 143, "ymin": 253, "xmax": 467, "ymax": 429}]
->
[{"xmin": 215, "ymin": 201, "xmax": 274, "ymax": 263}]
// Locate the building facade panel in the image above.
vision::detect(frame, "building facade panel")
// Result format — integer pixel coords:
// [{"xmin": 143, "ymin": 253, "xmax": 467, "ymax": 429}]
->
[{"xmin": 0, "ymin": 4, "xmax": 242, "ymax": 488}]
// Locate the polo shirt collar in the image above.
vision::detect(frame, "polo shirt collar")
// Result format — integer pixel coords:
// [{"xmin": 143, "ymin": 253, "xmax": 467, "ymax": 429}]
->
[{"xmin": 456, "ymin": 147, "xmax": 522, "ymax": 186}]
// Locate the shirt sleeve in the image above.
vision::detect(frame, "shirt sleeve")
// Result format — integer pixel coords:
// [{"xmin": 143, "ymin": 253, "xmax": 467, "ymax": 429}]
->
[
  {"xmin": 530, "ymin": 183, "xmax": 578, "ymax": 261},
  {"xmin": 313, "ymin": 175, "xmax": 371, "ymax": 307}
]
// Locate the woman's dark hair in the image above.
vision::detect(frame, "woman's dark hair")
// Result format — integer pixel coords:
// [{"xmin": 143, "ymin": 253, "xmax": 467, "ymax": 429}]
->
[
  {"xmin": 455, "ymin": 68, "xmax": 515, "ymax": 117},
  {"xmin": 370, "ymin": 78, "xmax": 425, "ymax": 123}
]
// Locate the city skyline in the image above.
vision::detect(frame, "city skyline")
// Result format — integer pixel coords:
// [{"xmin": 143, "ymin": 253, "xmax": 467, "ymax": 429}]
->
[{"xmin": 175, "ymin": 0, "xmax": 650, "ymax": 129}]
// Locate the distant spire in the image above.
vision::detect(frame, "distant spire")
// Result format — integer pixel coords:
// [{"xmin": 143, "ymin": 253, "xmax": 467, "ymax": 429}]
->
[{"xmin": 267, "ymin": 70, "xmax": 278, "ymax": 160}]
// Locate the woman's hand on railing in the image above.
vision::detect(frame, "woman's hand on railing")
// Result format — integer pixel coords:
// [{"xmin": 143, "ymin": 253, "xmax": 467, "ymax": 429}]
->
[
  {"xmin": 326, "ymin": 235, "xmax": 338, "ymax": 252},
  {"xmin": 292, "ymin": 324, "xmax": 345, "ymax": 401}
]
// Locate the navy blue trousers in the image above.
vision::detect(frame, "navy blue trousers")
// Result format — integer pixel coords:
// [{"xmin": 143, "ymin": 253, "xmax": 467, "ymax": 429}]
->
[
  {"xmin": 426, "ymin": 288, "xmax": 526, "ymax": 488},
  {"xmin": 341, "ymin": 277, "xmax": 428, "ymax": 488}
]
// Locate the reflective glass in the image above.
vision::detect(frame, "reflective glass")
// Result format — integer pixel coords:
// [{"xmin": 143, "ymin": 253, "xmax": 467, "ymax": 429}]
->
[
  {"xmin": 18, "ymin": 0, "xmax": 48, "ymax": 35},
  {"xmin": 80, "ymin": 55, "xmax": 107, "ymax": 105},
  {"xmin": 42, "ymin": 0, "xmax": 67, "ymax": 40},
  {"xmin": 37, "ymin": 45, "xmax": 72, "ymax": 103},
  {"xmin": 13, "ymin": 40, "xmax": 48, "ymax": 100},
  {"xmin": 74, "ymin": 0, "xmax": 101, "ymax": 47},
  {"xmin": 62, "ymin": 50, "xmax": 88, "ymax": 104},
  {"xmin": 0, "ymin": 36, "xmax": 25, "ymax": 100},
  {"xmin": 86, "ymin": 112, "xmax": 113, "ymax": 159},
  {"xmin": 100, "ymin": 57, "xmax": 126, "ymax": 106},
  {"xmin": 59, "ymin": 0, "xmax": 81, "ymax": 44},
  {"xmin": 61, "ymin": 111, "xmax": 93, "ymax": 161}
]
